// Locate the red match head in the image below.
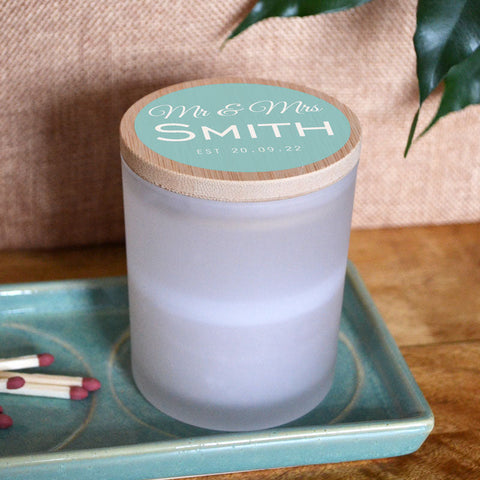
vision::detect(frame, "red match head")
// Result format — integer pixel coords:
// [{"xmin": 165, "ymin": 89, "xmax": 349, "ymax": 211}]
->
[
  {"xmin": 0, "ymin": 414, "xmax": 13, "ymax": 429},
  {"xmin": 82, "ymin": 377, "xmax": 101, "ymax": 392},
  {"xmin": 7, "ymin": 376, "xmax": 25, "ymax": 390},
  {"xmin": 38, "ymin": 353, "xmax": 55, "ymax": 367},
  {"xmin": 70, "ymin": 387, "xmax": 88, "ymax": 400}
]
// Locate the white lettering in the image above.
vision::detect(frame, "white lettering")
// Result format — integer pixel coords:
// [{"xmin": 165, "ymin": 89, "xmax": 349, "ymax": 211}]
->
[
  {"xmin": 149, "ymin": 105, "xmax": 209, "ymax": 119},
  {"xmin": 249, "ymin": 100, "xmax": 303, "ymax": 115},
  {"xmin": 154, "ymin": 122, "xmax": 335, "ymax": 142},
  {"xmin": 201, "ymin": 125, "xmax": 240, "ymax": 140},
  {"xmin": 155, "ymin": 123, "xmax": 196, "ymax": 142},
  {"xmin": 257, "ymin": 123, "xmax": 290, "ymax": 138},
  {"xmin": 217, "ymin": 103, "xmax": 244, "ymax": 117},
  {"xmin": 295, "ymin": 121, "xmax": 334, "ymax": 136},
  {"xmin": 247, "ymin": 124, "xmax": 257, "ymax": 138}
]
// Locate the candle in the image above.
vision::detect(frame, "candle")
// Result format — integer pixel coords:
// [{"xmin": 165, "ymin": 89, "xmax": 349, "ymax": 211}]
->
[{"xmin": 120, "ymin": 78, "xmax": 361, "ymax": 431}]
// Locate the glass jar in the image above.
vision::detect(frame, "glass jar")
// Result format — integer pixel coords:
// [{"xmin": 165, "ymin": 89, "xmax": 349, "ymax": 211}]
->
[{"xmin": 120, "ymin": 78, "xmax": 361, "ymax": 431}]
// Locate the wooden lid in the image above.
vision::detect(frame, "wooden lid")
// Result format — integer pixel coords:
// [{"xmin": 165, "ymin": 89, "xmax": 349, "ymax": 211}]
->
[{"xmin": 120, "ymin": 77, "xmax": 361, "ymax": 202}]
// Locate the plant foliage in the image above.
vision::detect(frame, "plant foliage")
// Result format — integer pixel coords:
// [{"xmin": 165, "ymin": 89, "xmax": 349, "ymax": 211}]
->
[
  {"xmin": 405, "ymin": 0, "xmax": 480, "ymax": 155},
  {"xmin": 228, "ymin": 0, "xmax": 373, "ymax": 39},
  {"xmin": 228, "ymin": 0, "xmax": 480, "ymax": 156}
]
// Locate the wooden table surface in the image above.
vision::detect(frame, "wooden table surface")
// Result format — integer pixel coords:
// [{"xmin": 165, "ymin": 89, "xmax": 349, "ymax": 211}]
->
[{"xmin": 0, "ymin": 223, "xmax": 479, "ymax": 479}]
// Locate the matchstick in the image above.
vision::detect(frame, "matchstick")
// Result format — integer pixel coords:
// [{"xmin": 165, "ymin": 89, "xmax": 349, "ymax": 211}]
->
[
  {"xmin": 1, "ymin": 381, "xmax": 88, "ymax": 400},
  {"xmin": 0, "ymin": 354, "xmax": 54, "ymax": 371},
  {"xmin": 0, "ymin": 371, "xmax": 101, "ymax": 392}
]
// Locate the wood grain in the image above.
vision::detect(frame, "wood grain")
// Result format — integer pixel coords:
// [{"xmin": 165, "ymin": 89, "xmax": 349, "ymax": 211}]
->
[
  {"xmin": 0, "ymin": 223, "xmax": 478, "ymax": 479},
  {"xmin": 0, "ymin": 244, "xmax": 127, "ymax": 284},
  {"xmin": 349, "ymin": 223, "xmax": 480, "ymax": 346}
]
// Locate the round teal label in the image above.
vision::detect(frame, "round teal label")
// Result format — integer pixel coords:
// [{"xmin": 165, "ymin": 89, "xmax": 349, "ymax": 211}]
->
[{"xmin": 135, "ymin": 83, "xmax": 351, "ymax": 173}]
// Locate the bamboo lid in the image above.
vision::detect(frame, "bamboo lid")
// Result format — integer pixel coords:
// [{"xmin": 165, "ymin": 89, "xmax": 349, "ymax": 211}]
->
[{"xmin": 120, "ymin": 78, "xmax": 361, "ymax": 202}]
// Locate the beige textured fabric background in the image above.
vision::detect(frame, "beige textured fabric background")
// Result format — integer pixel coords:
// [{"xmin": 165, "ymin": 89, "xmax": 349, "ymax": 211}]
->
[{"xmin": 1, "ymin": 0, "xmax": 479, "ymax": 248}]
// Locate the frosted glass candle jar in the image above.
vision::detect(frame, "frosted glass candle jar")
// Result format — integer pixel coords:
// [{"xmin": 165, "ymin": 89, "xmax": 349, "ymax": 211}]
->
[{"xmin": 120, "ymin": 78, "xmax": 361, "ymax": 431}]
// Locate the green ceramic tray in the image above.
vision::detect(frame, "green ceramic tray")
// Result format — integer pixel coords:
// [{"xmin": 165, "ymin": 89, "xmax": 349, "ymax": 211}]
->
[{"xmin": 0, "ymin": 263, "xmax": 433, "ymax": 480}]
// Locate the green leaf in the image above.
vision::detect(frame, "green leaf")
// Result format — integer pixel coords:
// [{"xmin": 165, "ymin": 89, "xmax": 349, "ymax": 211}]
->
[
  {"xmin": 228, "ymin": 0, "xmax": 373, "ymax": 39},
  {"xmin": 420, "ymin": 46, "xmax": 480, "ymax": 137},
  {"xmin": 404, "ymin": 108, "xmax": 420, "ymax": 158},
  {"xmin": 415, "ymin": 0, "xmax": 480, "ymax": 104},
  {"xmin": 406, "ymin": 0, "xmax": 480, "ymax": 155}
]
